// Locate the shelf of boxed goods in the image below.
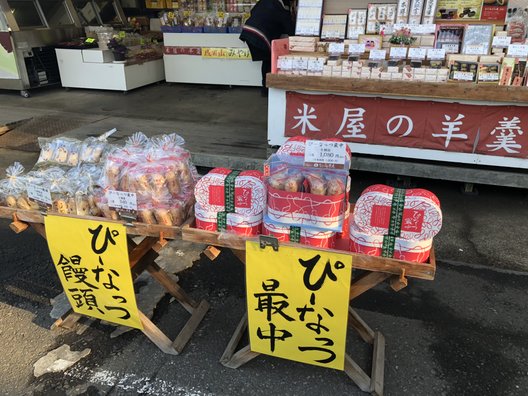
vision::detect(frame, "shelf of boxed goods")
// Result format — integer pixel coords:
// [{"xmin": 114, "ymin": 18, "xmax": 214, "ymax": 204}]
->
[
  {"xmin": 265, "ymin": 39, "xmax": 528, "ymax": 188},
  {"xmin": 266, "ymin": 73, "xmax": 528, "ymax": 104}
]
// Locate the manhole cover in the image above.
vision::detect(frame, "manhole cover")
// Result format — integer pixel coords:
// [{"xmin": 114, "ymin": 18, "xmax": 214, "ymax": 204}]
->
[{"xmin": 0, "ymin": 115, "xmax": 89, "ymax": 152}]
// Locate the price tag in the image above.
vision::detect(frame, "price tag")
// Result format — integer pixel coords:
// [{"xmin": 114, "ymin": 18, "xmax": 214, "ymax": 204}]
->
[
  {"xmin": 348, "ymin": 43, "xmax": 366, "ymax": 54},
  {"xmin": 107, "ymin": 190, "xmax": 138, "ymax": 211},
  {"xmin": 408, "ymin": 47, "xmax": 427, "ymax": 59},
  {"xmin": 217, "ymin": 11, "xmax": 225, "ymax": 18},
  {"xmin": 85, "ymin": 38, "xmax": 95, "ymax": 44},
  {"xmin": 389, "ymin": 46, "xmax": 408, "ymax": 58},
  {"xmin": 452, "ymin": 71, "xmax": 475, "ymax": 81},
  {"xmin": 27, "ymin": 185, "xmax": 52, "ymax": 206},
  {"xmin": 492, "ymin": 36, "xmax": 511, "ymax": 48},
  {"xmin": 508, "ymin": 44, "xmax": 528, "ymax": 57},
  {"xmin": 442, "ymin": 43, "xmax": 459, "ymax": 54},
  {"xmin": 427, "ymin": 48, "xmax": 446, "ymax": 59},
  {"xmin": 479, "ymin": 73, "xmax": 499, "ymax": 81},
  {"xmin": 328, "ymin": 42, "xmax": 345, "ymax": 54},
  {"xmin": 464, "ymin": 44, "xmax": 486, "ymax": 55},
  {"xmin": 304, "ymin": 140, "xmax": 347, "ymax": 169},
  {"xmin": 369, "ymin": 49, "xmax": 387, "ymax": 60},
  {"xmin": 118, "ymin": 31, "xmax": 126, "ymax": 38}
]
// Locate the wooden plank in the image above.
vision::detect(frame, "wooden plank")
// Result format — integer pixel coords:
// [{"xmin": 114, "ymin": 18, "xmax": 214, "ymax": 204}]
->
[
  {"xmin": 349, "ymin": 272, "xmax": 391, "ymax": 301},
  {"xmin": 51, "ymin": 312, "xmax": 82, "ymax": 330},
  {"xmin": 172, "ymin": 299, "xmax": 210, "ymax": 354},
  {"xmin": 348, "ymin": 307, "xmax": 375, "ymax": 344},
  {"xmin": 129, "ymin": 237, "xmax": 159, "ymax": 268},
  {"xmin": 182, "ymin": 225, "xmax": 436, "ymax": 280},
  {"xmin": 0, "ymin": 207, "xmax": 181, "ymax": 239},
  {"xmin": 30, "ymin": 222, "xmax": 47, "ymax": 239},
  {"xmin": 139, "ymin": 311, "xmax": 178, "ymax": 355},
  {"xmin": 344, "ymin": 354, "xmax": 372, "ymax": 392},
  {"xmin": 370, "ymin": 332, "xmax": 385, "ymax": 396},
  {"xmin": 146, "ymin": 262, "xmax": 197, "ymax": 314},
  {"xmin": 222, "ymin": 344, "xmax": 260, "ymax": 369},
  {"xmin": 203, "ymin": 245, "xmax": 222, "ymax": 261},
  {"xmin": 220, "ymin": 313, "xmax": 252, "ymax": 366},
  {"xmin": 231, "ymin": 249, "xmax": 246, "ymax": 265},
  {"xmin": 267, "ymin": 73, "xmax": 528, "ymax": 104}
]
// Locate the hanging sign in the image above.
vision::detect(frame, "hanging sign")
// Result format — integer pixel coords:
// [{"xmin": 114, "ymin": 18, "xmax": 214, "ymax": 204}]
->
[
  {"xmin": 246, "ymin": 241, "xmax": 352, "ymax": 370},
  {"xmin": 45, "ymin": 216, "xmax": 143, "ymax": 329}
]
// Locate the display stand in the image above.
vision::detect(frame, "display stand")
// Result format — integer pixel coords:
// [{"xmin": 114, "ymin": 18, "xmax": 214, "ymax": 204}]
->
[
  {"xmin": 163, "ymin": 33, "xmax": 261, "ymax": 86},
  {"xmin": 1, "ymin": 207, "xmax": 209, "ymax": 355},
  {"xmin": 182, "ymin": 224, "xmax": 436, "ymax": 395},
  {"xmin": 55, "ymin": 49, "xmax": 165, "ymax": 92}
]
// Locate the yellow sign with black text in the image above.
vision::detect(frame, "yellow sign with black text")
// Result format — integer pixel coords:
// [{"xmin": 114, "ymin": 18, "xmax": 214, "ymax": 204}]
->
[
  {"xmin": 45, "ymin": 216, "xmax": 142, "ymax": 330},
  {"xmin": 246, "ymin": 241, "xmax": 352, "ymax": 370},
  {"xmin": 202, "ymin": 47, "xmax": 251, "ymax": 59}
]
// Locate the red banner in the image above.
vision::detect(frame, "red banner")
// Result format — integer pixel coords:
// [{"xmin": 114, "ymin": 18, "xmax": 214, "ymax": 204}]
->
[
  {"xmin": 163, "ymin": 46, "xmax": 202, "ymax": 55},
  {"xmin": 285, "ymin": 92, "xmax": 528, "ymax": 158}
]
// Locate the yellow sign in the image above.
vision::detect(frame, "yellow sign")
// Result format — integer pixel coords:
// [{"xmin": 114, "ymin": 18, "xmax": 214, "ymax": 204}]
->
[
  {"xmin": 246, "ymin": 241, "xmax": 352, "ymax": 370},
  {"xmin": 45, "ymin": 216, "xmax": 142, "ymax": 330},
  {"xmin": 202, "ymin": 47, "xmax": 251, "ymax": 60}
]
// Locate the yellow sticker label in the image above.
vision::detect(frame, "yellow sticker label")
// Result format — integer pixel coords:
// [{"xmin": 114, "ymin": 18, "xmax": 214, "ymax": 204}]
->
[
  {"xmin": 246, "ymin": 241, "xmax": 352, "ymax": 370},
  {"xmin": 45, "ymin": 216, "xmax": 142, "ymax": 330},
  {"xmin": 85, "ymin": 38, "xmax": 95, "ymax": 43},
  {"xmin": 118, "ymin": 31, "xmax": 126, "ymax": 38}
]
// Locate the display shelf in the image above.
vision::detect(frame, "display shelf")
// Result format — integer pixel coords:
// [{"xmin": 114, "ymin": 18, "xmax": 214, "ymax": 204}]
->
[{"xmin": 266, "ymin": 73, "xmax": 528, "ymax": 104}]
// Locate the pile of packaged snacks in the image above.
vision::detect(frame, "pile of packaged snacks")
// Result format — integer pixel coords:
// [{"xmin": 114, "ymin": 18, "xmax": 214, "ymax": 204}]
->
[
  {"xmin": 263, "ymin": 137, "xmax": 351, "ymax": 247},
  {"xmin": 194, "ymin": 168, "xmax": 265, "ymax": 236},
  {"xmin": 97, "ymin": 133, "xmax": 198, "ymax": 226},
  {"xmin": 0, "ymin": 131, "xmax": 198, "ymax": 227}
]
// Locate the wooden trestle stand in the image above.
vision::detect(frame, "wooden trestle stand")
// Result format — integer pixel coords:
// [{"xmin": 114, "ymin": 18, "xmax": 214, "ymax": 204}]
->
[
  {"xmin": 2, "ymin": 208, "xmax": 209, "ymax": 355},
  {"xmin": 182, "ymin": 225, "xmax": 436, "ymax": 396}
]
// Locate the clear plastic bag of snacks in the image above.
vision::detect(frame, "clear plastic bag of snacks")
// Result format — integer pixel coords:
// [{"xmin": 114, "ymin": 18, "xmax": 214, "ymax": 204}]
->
[
  {"xmin": 36, "ymin": 137, "xmax": 82, "ymax": 167},
  {"xmin": 0, "ymin": 162, "xmax": 35, "ymax": 209}
]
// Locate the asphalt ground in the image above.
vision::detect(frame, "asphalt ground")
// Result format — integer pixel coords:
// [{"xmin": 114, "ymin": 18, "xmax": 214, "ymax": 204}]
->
[{"xmin": 0, "ymin": 84, "xmax": 527, "ymax": 395}]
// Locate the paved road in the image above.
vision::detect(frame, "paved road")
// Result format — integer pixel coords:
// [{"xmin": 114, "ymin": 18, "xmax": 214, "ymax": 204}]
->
[{"xmin": 1, "ymin": 201, "xmax": 527, "ymax": 396}]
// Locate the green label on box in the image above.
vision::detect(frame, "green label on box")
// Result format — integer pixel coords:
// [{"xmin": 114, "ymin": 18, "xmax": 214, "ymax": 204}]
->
[{"xmin": 85, "ymin": 38, "xmax": 95, "ymax": 43}]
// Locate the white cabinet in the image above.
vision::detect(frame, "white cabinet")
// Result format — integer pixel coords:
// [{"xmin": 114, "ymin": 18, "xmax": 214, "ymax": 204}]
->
[
  {"xmin": 56, "ymin": 48, "xmax": 165, "ymax": 92},
  {"xmin": 163, "ymin": 33, "xmax": 262, "ymax": 86}
]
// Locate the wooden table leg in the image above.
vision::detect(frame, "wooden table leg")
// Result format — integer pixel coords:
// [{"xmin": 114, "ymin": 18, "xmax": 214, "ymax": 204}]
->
[
  {"xmin": 220, "ymin": 313, "xmax": 260, "ymax": 369},
  {"xmin": 349, "ymin": 272, "xmax": 391, "ymax": 301}
]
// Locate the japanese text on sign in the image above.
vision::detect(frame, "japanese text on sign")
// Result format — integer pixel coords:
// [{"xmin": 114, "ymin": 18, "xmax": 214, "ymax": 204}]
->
[
  {"xmin": 27, "ymin": 184, "xmax": 52, "ymax": 206},
  {"xmin": 107, "ymin": 190, "xmax": 138, "ymax": 211},
  {"xmin": 246, "ymin": 241, "xmax": 352, "ymax": 370},
  {"xmin": 304, "ymin": 140, "xmax": 347, "ymax": 169},
  {"xmin": 285, "ymin": 92, "xmax": 528, "ymax": 158},
  {"xmin": 45, "ymin": 216, "xmax": 142, "ymax": 329}
]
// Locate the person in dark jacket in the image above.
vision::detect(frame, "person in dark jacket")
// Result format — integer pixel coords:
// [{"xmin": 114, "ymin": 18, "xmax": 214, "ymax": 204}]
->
[{"xmin": 240, "ymin": 0, "xmax": 295, "ymax": 93}]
